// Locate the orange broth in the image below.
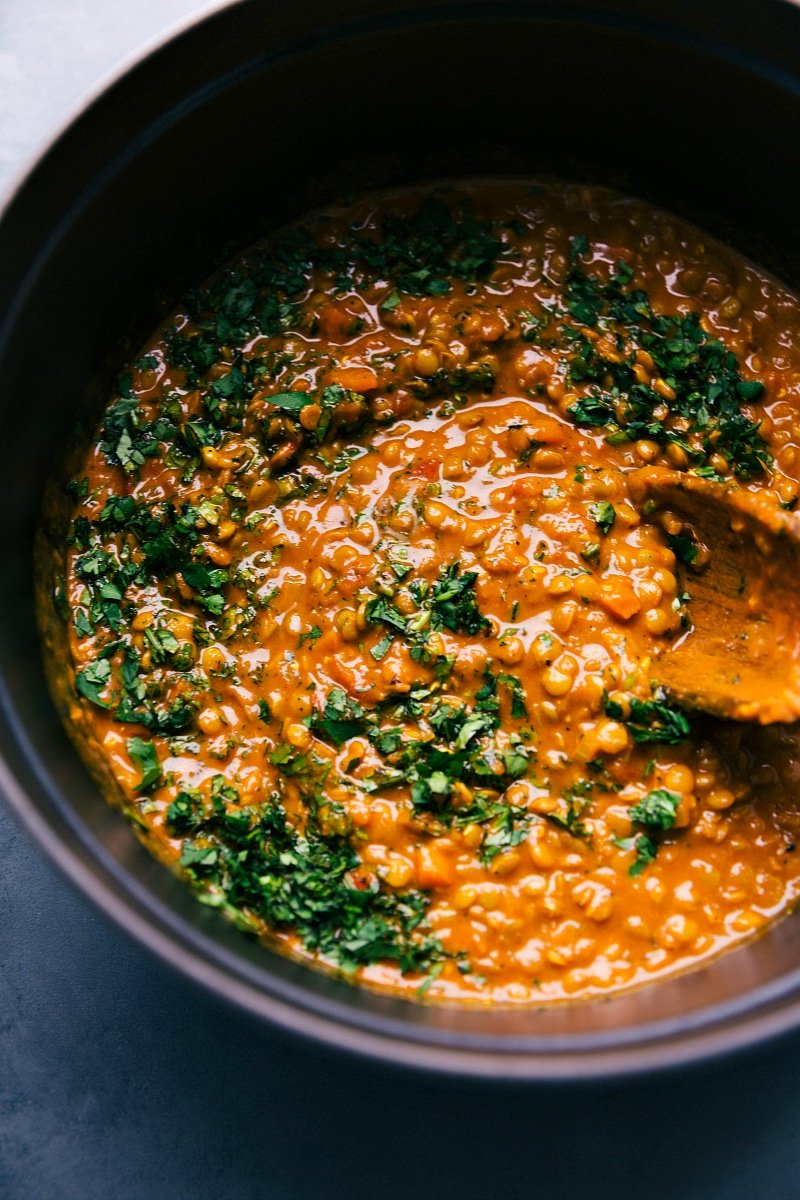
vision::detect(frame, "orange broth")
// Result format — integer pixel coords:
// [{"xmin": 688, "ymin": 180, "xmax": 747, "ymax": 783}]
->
[{"xmin": 52, "ymin": 180, "xmax": 800, "ymax": 1003}]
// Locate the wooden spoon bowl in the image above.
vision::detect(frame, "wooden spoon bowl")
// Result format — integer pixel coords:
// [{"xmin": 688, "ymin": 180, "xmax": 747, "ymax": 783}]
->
[{"xmin": 631, "ymin": 466, "xmax": 800, "ymax": 724}]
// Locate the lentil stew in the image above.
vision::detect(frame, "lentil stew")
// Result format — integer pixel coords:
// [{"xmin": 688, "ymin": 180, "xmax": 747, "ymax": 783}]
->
[{"xmin": 44, "ymin": 180, "xmax": 800, "ymax": 1004}]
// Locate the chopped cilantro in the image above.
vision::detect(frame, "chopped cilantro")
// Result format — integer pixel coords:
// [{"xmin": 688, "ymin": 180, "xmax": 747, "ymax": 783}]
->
[
  {"xmin": 127, "ymin": 736, "xmax": 162, "ymax": 791},
  {"xmin": 365, "ymin": 562, "xmax": 489, "ymax": 669},
  {"xmin": 74, "ymin": 609, "xmax": 94, "ymax": 638},
  {"xmin": 386, "ymin": 544, "xmax": 412, "ymax": 580},
  {"xmin": 370, "ymin": 635, "xmax": 394, "ymax": 661},
  {"xmin": 166, "ymin": 789, "xmax": 204, "ymax": 835},
  {"xmin": 603, "ymin": 691, "xmax": 690, "ymax": 744},
  {"xmin": 590, "ymin": 500, "xmax": 616, "ymax": 535},
  {"xmin": 427, "ymin": 563, "xmax": 490, "ymax": 635},
  {"xmin": 561, "ymin": 253, "xmax": 771, "ymax": 479},
  {"xmin": 498, "ymin": 673, "xmax": 528, "ymax": 719},
  {"xmin": 310, "ymin": 688, "xmax": 367, "ymax": 747},
  {"xmin": 270, "ymin": 391, "xmax": 315, "ymax": 412},
  {"xmin": 547, "ymin": 780, "xmax": 593, "ymax": 841},
  {"xmin": 268, "ymin": 743, "xmax": 330, "ymax": 786},
  {"xmin": 668, "ymin": 532, "xmax": 699, "ymax": 566},
  {"xmin": 178, "ymin": 801, "xmax": 444, "ymax": 974},
  {"xmin": 354, "ymin": 198, "xmax": 503, "ymax": 297},
  {"xmin": 144, "ymin": 626, "xmax": 180, "ymax": 663},
  {"xmin": 614, "ymin": 788, "xmax": 681, "ymax": 876},
  {"xmin": 630, "ymin": 788, "xmax": 681, "ymax": 830},
  {"xmin": 459, "ymin": 796, "xmax": 531, "ymax": 865},
  {"xmin": 75, "ymin": 659, "xmax": 112, "ymax": 708},
  {"xmin": 614, "ymin": 833, "xmax": 659, "ymax": 876}
]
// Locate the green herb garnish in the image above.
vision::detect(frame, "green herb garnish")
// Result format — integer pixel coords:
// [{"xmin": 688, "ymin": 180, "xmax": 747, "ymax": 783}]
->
[{"xmin": 127, "ymin": 736, "xmax": 162, "ymax": 791}]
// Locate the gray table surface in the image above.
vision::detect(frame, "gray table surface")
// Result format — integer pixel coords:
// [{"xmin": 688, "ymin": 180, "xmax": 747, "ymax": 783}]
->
[{"xmin": 3, "ymin": 4, "xmax": 800, "ymax": 1198}]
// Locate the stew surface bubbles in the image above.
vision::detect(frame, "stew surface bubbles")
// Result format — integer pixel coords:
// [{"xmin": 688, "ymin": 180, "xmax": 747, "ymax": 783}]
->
[{"xmin": 50, "ymin": 180, "xmax": 800, "ymax": 1003}]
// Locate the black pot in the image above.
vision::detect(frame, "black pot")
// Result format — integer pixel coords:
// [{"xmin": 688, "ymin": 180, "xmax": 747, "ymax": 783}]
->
[{"xmin": 4, "ymin": 0, "xmax": 800, "ymax": 1081}]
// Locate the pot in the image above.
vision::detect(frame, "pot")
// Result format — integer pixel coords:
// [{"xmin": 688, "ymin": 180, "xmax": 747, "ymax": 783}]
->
[{"xmin": 3, "ymin": 0, "xmax": 800, "ymax": 1081}]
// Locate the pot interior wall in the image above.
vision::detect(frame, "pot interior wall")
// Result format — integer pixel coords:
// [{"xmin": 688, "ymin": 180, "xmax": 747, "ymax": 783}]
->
[{"xmin": 4, "ymin": 0, "xmax": 800, "ymax": 1062}]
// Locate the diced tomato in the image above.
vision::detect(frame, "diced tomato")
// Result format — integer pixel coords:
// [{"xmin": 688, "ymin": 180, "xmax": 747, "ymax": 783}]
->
[{"xmin": 409, "ymin": 457, "xmax": 439, "ymax": 479}]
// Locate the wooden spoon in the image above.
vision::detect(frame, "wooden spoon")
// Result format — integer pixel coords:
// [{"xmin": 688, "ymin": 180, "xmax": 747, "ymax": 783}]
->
[{"xmin": 629, "ymin": 466, "xmax": 800, "ymax": 725}]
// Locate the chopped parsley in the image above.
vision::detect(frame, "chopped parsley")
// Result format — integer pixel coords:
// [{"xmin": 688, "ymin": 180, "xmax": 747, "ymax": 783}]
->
[
  {"xmin": 309, "ymin": 688, "xmax": 368, "ymax": 747},
  {"xmin": 615, "ymin": 834, "xmax": 659, "ymax": 877},
  {"xmin": 127, "ymin": 736, "xmax": 162, "ymax": 791},
  {"xmin": 460, "ymin": 796, "xmax": 532, "ymax": 865},
  {"xmin": 603, "ymin": 691, "xmax": 691, "ymax": 744},
  {"xmin": 547, "ymin": 780, "xmax": 594, "ymax": 841},
  {"xmin": 364, "ymin": 560, "xmax": 489, "ymax": 663},
  {"xmin": 75, "ymin": 659, "xmax": 112, "ymax": 708},
  {"xmin": 589, "ymin": 500, "xmax": 616, "ymax": 535},
  {"xmin": 615, "ymin": 787, "xmax": 681, "ymax": 875},
  {"xmin": 305, "ymin": 668, "xmax": 533, "ymax": 863},
  {"xmin": 629, "ymin": 787, "xmax": 682, "ymax": 829},
  {"xmin": 562, "ymin": 244, "xmax": 771, "ymax": 479},
  {"xmin": 668, "ymin": 532, "xmax": 700, "ymax": 566},
  {"xmin": 354, "ymin": 198, "xmax": 503, "ymax": 297},
  {"xmin": 178, "ymin": 800, "xmax": 444, "ymax": 973}
]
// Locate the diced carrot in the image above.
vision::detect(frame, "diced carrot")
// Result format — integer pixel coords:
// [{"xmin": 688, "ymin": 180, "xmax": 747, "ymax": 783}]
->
[
  {"xmin": 326, "ymin": 655, "xmax": 358, "ymax": 693},
  {"xmin": 415, "ymin": 843, "xmax": 455, "ymax": 889},
  {"xmin": 317, "ymin": 303, "xmax": 357, "ymax": 339},
  {"xmin": 327, "ymin": 364, "xmax": 379, "ymax": 393},
  {"xmin": 598, "ymin": 577, "xmax": 641, "ymax": 621},
  {"xmin": 311, "ymin": 631, "xmax": 339, "ymax": 655}
]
